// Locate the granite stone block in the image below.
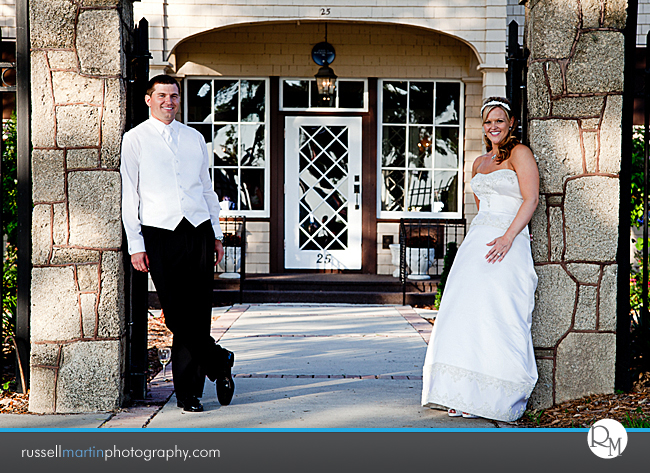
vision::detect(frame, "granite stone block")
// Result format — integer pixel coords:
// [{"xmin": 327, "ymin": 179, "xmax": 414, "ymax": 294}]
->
[
  {"xmin": 529, "ymin": 119, "xmax": 582, "ymax": 193},
  {"xmin": 28, "ymin": 366, "xmax": 57, "ymax": 413},
  {"xmin": 77, "ymin": 9, "xmax": 123, "ymax": 76},
  {"xmin": 30, "ymin": 0, "xmax": 77, "ymax": 49},
  {"xmin": 565, "ymin": 32, "xmax": 624, "ymax": 94},
  {"xmin": 598, "ymin": 264, "xmax": 618, "ymax": 331},
  {"xmin": 529, "ymin": 358, "xmax": 554, "ymax": 410},
  {"xmin": 532, "ymin": 264, "xmax": 575, "ymax": 348},
  {"xmin": 30, "ymin": 51, "xmax": 56, "ymax": 148},
  {"xmin": 31, "ymin": 267, "xmax": 81, "ymax": 342},
  {"xmin": 32, "ymin": 149, "xmax": 65, "ymax": 202},
  {"xmin": 556, "ymin": 332, "xmax": 615, "ymax": 403},
  {"xmin": 67, "ymin": 171, "xmax": 122, "ymax": 248},
  {"xmin": 32, "ymin": 205, "xmax": 52, "ymax": 265},
  {"xmin": 97, "ymin": 252, "xmax": 124, "ymax": 338},
  {"xmin": 56, "ymin": 105, "xmax": 101, "ymax": 148},
  {"xmin": 564, "ymin": 177, "xmax": 619, "ymax": 261},
  {"xmin": 56, "ymin": 340, "xmax": 122, "ymax": 412}
]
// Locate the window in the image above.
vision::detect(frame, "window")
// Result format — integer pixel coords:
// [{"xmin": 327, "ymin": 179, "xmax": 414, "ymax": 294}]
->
[
  {"xmin": 184, "ymin": 78, "xmax": 270, "ymax": 216},
  {"xmin": 280, "ymin": 78, "xmax": 367, "ymax": 111},
  {"xmin": 378, "ymin": 80, "xmax": 463, "ymax": 218}
]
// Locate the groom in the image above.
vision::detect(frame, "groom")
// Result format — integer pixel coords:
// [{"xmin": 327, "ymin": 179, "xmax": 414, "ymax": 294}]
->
[{"xmin": 121, "ymin": 74, "xmax": 235, "ymax": 412}]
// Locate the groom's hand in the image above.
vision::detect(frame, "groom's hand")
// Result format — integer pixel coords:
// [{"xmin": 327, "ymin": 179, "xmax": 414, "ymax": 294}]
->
[
  {"xmin": 131, "ymin": 252, "xmax": 150, "ymax": 272},
  {"xmin": 215, "ymin": 239, "xmax": 224, "ymax": 264}
]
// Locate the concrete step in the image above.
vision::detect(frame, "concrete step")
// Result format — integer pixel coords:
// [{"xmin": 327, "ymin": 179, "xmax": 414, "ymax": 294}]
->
[
  {"xmin": 215, "ymin": 289, "xmax": 435, "ymax": 305},
  {"xmin": 213, "ymin": 273, "xmax": 437, "ymax": 294},
  {"xmin": 149, "ymin": 288, "xmax": 436, "ymax": 308}
]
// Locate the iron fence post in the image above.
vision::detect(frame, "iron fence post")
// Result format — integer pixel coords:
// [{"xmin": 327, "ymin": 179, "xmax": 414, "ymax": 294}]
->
[
  {"xmin": 240, "ymin": 217, "xmax": 246, "ymax": 304},
  {"xmin": 639, "ymin": 32, "xmax": 650, "ymax": 358},
  {"xmin": 14, "ymin": 0, "xmax": 30, "ymax": 393},
  {"xmin": 0, "ymin": 26, "xmax": 5, "ymax": 382},
  {"xmin": 614, "ymin": 0, "xmax": 637, "ymax": 393},
  {"xmin": 123, "ymin": 17, "xmax": 152, "ymax": 401},
  {"xmin": 506, "ymin": 20, "xmax": 527, "ymax": 142}
]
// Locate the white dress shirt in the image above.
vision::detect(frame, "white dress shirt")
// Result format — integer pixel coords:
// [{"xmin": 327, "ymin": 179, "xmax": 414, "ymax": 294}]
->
[{"xmin": 121, "ymin": 117, "xmax": 223, "ymax": 255}]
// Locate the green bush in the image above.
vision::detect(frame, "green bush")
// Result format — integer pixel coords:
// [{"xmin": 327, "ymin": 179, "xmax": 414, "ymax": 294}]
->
[
  {"xmin": 2, "ymin": 115, "xmax": 17, "ymax": 342},
  {"xmin": 630, "ymin": 238, "xmax": 644, "ymax": 315},
  {"xmin": 631, "ymin": 128, "xmax": 645, "ymax": 228},
  {"xmin": 631, "ymin": 238, "xmax": 650, "ymax": 376},
  {"xmin": 2, "ymin": 244, "xmax": 16, "ymax": 338},
  {"xmin": 2, "ymin": 115, "xmax": 17, "ymax": 246}
]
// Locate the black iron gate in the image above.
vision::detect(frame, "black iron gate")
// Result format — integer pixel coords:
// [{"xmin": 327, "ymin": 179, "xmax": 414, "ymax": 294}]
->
[
  {"xmin": 506, "ymin": 20, "xmax": 528, "ymax": 144},
  {"xmin": 1, "ymin": 0, "xmax": 31, "ymax": 395},
  {"xmin": 0, "ymin": 27, "xmax": 17, "ymax": 390},
  {"xmin": 123, "ymin": 18, "xmax": 152, "ymax": 401}
]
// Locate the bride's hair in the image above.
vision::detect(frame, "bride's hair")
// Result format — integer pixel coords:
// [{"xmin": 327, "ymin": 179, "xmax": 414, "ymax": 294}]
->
[{"xmin": 481, "ymin": 96, "xmax": 519, "ymax": 164}]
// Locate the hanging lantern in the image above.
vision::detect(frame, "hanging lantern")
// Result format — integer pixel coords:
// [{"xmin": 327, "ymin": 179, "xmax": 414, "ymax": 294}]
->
[
  {"xmin": 312, "ymin": 25, "xmax": 337, "ymax": 103},
  {"xmin": 314, "ymin": 62, "xmax": 337, "ymax": 102}
]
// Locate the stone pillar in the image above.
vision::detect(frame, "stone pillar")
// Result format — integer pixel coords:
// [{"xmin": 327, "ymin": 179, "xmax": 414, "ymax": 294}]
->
[
  {"xmin": 29, "ymin": 0, "xmax": 132, "ymax": 413},
  {"xmin": 526, "ymin": 0, "xmax": 626, "ymax": 408}
]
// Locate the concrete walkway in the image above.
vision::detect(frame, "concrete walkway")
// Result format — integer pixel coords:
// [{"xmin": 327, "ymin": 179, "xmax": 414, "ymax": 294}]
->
[{"xmin": 0, "ymin": 304, "xmax": 496, "ymax": 429}]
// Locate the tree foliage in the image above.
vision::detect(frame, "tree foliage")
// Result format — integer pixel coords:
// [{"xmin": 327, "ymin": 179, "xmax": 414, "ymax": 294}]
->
[
  {"xmin": 2, "ymin": 114, "xmax": 17, "ymax": 339},
  {"xmin": 631, "ymin": 128, "xmax": 645, "ymax": 228}
]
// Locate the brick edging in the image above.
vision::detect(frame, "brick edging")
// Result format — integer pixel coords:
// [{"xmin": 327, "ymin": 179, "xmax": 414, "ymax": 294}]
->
[{"xmin": 395, "ymin": 306, "xmax": 433, "ymax": 344}]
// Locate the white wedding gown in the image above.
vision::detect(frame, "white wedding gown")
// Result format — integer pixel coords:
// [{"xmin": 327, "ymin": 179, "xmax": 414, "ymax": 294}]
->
[{"xmin": 421, "ymin": 169, "xmax": 538, "ymax": 422}]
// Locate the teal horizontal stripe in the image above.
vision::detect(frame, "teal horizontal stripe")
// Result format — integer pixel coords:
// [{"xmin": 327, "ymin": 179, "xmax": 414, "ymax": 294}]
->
[{"xmin": 0, "ymin": 428, "xmax": 598, "ymax": 433}]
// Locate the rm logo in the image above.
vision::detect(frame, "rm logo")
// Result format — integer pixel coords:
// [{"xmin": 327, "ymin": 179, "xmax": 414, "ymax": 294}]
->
[{"xmin": 588, "ymin": 419, "xmax": 628, "ymax": 459}]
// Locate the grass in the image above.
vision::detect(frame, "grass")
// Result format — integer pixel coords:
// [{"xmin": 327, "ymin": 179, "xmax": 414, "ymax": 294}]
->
[
  {"xmin": 524, "ymin": 409, "xmax": 545, "ymax": 426},
  {"xmin": 622, "ymin": 408, "xmax": 650, "ymax": 428}
]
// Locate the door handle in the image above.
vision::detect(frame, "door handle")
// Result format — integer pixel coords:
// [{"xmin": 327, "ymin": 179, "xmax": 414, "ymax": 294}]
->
[{"xmin": 354, "ymin": 175, "xmax": 360, "ymax": 210}]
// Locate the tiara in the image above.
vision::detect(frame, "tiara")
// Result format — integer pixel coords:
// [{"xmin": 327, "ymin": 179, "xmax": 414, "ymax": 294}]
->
[{"xmin": 481, "ymin": 100, "xmax": 511, "ymax": 115}]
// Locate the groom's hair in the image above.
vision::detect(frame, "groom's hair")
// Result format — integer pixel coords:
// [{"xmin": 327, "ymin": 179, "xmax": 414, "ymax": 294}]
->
[{"xmin": 146, "ymin": 75, "xmax": 180, "ymax": 97}]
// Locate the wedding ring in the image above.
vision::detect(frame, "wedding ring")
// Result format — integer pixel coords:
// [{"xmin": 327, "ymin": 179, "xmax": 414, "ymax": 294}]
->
[{"xmin": 497, "ymin": 253, "xmax": 502, "ymax": 256}]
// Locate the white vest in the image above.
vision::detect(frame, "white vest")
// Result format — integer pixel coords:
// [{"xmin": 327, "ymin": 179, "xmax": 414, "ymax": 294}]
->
[{"xmin": 128, "ymin": 120, "xmax": 216, "ymax": 231}]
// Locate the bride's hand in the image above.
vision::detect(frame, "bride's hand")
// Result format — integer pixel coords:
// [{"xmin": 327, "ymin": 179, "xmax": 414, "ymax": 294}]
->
[{"xmin": 486, "ymin": 235, "xmax": 513, "ymax": 264}]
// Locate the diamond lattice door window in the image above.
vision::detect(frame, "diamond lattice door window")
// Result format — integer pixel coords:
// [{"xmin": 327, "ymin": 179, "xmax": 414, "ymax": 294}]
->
[{"xmin": 285, "ymin": 117, "xmax": 362, "ymax": 269}]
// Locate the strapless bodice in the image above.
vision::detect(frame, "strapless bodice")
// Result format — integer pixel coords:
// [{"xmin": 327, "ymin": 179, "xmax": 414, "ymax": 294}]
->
[{"xmin": 470, "ymin": 169, "xmax": 527, "ymax": 234}]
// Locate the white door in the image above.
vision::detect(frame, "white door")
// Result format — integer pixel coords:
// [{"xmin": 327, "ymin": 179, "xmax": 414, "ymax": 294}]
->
[{"xmin": 285, "ymin": 116, "xmax": 362, "ymax": 270}]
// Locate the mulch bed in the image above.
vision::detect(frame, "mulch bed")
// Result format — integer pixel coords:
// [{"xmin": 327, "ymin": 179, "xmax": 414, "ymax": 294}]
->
[{"xmin": 515, "ymin": 390, "xmax": 650, "ymax": 428}]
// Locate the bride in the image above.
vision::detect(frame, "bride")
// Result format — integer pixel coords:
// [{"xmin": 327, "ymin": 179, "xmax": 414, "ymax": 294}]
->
[{"xmin": 421, "ymin": 97, "xmax": 539, "ymax": 421}]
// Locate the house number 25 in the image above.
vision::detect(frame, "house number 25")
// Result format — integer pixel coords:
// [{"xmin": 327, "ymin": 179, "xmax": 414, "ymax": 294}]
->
[
  {"xmin": 320, "ymin": 8, "xmax": 331, "ymax": 15},
  {"xmin": 316, "ymin": 253, "xmax": 332, "ymax": 263}
]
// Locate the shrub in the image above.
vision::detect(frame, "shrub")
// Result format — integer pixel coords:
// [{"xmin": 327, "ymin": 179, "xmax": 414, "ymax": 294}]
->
[{"xmin": 2, "ymin": 115, "xmax": 17, "ymax": 343}]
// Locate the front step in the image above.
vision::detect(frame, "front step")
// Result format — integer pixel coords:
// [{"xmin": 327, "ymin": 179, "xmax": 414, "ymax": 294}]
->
[
  {"xmin": 212, "ymin": 289, "xmax": 436, "ymax": 305},
  {"xmin": 212, "ymin": 273, "xmax": 437, "ymax": 305},
  {"xmin": 148, "ymin": 273, "xmax": 438, "ymax": 308}
]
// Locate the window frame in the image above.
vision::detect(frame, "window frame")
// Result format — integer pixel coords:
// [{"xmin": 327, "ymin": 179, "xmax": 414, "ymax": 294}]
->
[
  {"xmin": 183, "ymin": 76, "xmax": 271, "ymax": 218},
  {"xmin": 279, "ymin": 77, "xmax": 368, "ymax": 112},
  {"xmin": 376, "ymin": 78, "xmax": 465, "ymax": 220}
]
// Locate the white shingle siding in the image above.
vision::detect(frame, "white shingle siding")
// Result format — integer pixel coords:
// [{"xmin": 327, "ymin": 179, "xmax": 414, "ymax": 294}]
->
[
  {"xmin": 0, "ymin": 0, "xmax": 16, "ymax": 39},
  {"xmin": 506, "ymin": 0, "xmax": 525, "ymax": 45},
  {"xmin": 135, "ymin": 0, "xmax": 510, "ymax": 70},
  {"xmin": 638, "ymin": 0, "xmax": 650, "ymax": 45}
]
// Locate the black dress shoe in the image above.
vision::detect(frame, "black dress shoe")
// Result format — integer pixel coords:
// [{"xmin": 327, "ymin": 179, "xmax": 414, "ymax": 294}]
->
[
  {"xmin": 216, "ymin": 351, "xmax": 235, "ymax": 406},
  {"xmin": 177, "ymin": 396, "xmax": 204, "ymax": 412},
  {"xmin": 216, "ymin": 374, "xmax": 235, "ymax": 406}
]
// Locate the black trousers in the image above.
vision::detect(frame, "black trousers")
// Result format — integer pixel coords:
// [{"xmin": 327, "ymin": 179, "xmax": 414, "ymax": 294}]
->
[{"xmin": 142, "ymin": 218, "xmax": 229, "ymax": 399}]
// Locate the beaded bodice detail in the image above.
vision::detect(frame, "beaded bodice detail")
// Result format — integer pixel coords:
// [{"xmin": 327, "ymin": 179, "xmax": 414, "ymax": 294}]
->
[{"xmin": 470, "ymin": 169, "xmax": 527, "ymax": 234}]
